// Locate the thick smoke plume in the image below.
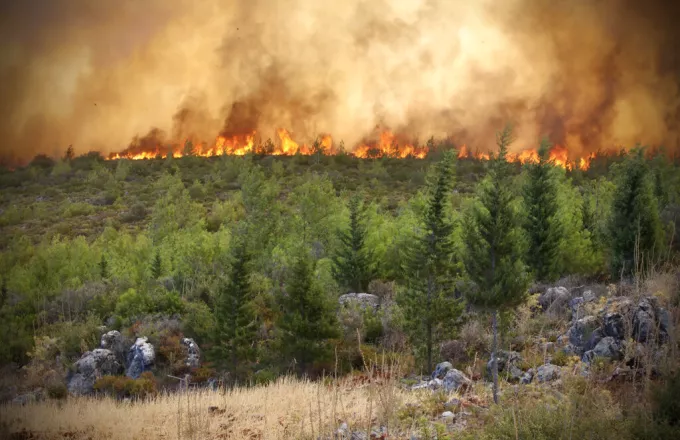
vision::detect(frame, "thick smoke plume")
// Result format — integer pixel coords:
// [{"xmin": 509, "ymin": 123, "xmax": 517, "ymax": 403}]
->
[{"xmin": 1, "ymin": 0, "xmax": 679, "ymax": 163}]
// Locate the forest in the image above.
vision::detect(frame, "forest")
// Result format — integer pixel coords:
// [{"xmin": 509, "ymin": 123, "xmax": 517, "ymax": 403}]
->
[{"xmin": 1, "ymin": 127, "xmax": 679, "ymax": 439}]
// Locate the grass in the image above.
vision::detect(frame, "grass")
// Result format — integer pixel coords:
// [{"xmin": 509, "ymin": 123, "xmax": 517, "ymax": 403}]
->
[{"xmin": 0, "ymin": 375, "xmax": 421, "ymax": 440}]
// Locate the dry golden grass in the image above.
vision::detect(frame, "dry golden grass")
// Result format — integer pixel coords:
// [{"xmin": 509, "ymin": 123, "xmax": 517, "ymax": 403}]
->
[{"xmin": 1, "ymin": 376, "xmax": 420, "ymax": 440}]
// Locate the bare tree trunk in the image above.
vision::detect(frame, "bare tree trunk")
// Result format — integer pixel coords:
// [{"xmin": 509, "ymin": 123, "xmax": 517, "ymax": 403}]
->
[{"xmin": 491, "ymin": 309, "xmax": 499, "ymax": 404}]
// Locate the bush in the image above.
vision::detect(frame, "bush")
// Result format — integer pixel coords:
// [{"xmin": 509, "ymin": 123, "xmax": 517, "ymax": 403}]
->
[
  {"xmin": 63, "ymin": 202, "xmax": 95, "ymax": 218},
  {"xmin": 47, "ymin": 382, "xmax": 68, "ymax": 400},
  {"xmin": 94, "ymin": 372, "xmax": 157, "ymax": 399},
  {"xmin": 465, "ymin": 377, "xmax": 630, "ymax": 440}
]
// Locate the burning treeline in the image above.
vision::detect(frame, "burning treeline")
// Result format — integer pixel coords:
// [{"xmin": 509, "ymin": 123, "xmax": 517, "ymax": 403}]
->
[
  {"xmin": 1, "ymin": 0, "xmax": 680, "ymax": 164},
  {"xmin": 107, "ymin": 127, "xmax": 598, "ymax": 171}
]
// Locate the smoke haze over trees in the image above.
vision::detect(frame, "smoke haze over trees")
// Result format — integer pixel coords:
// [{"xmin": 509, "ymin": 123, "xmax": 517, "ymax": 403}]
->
[{"xmin": 1, "ymin": 0, "xmax": 680, "ymax": 163}]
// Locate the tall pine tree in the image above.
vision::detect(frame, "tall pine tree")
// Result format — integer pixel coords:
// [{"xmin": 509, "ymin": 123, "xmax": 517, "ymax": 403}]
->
[
  {"xmin": 150, "ymin": 251, "xmax": 162, "ymax": 279},
  {"xmin": 332, "ymin": 194, "xmax": 376, "ymax": 292},
  {"xmin": 278, "ymin": 248, "xmax": 339, "ymax": 376},
  {"xmin": 399, "ymin": 150, "xmax": 463, "ymax": 373},
  {"xmin": 523, "ymin": 139, "xmax": 563, "ymax": 281},
  {"xmin": 463, "ymin": 125, "xmax": 530, "ymax": 404},
  {"xmin": 608, "ymin": 148, "xmax": 663, "ymax": 276},
  {"xmin": 211, "ymin": 240, "xmax": 258, "ymax": 380}
]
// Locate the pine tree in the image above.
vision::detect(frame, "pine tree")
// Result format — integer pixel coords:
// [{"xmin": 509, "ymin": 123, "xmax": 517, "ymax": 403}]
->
[
  {"xmin": 211, "ymin": 240, "xmax": 257, "ymax": 379},
  {"xmin": 399, "ymin": 150, "xmax": 463, "ymax": 373},
  {"xmin": 64, "ymin": 145, "xmax": 75, "ymax": 161},
  {"xmin": 608, "ymin": 148, "xmax": 663, "ymax": 276},
  {"xmin": 523, "ymin": 139, "xmax": 563, "ymax": 281},
  {"xmin": 463, "ymin": 125, "xmax": 530, "ymax": 404},
  {"xmin": 332, "ymin": 194, "xmax": 376, "ymax": 292},
  {"xmin": 182, "ymin": 140, "xmax": 194, "ymax": 157},
  {"xmin": 151, "ymin": 251, "xmax": 162, "ymax": 279},
  {"xmin": 99, "ymin": 254, "xmax": 109, "ymax": 280},
  {"xmin": 278, "ymin": 248, "xmax": 339, "ymax": 375}
]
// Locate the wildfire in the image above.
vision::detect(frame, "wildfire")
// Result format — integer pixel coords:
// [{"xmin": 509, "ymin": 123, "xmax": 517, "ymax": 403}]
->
[
  {"xmin": 107, "ymin": 129, "xmax": 594, "ymax": 170},
  {"xmin": 457, "ymin": 144, "xmax": 593, "ymax": 170}
]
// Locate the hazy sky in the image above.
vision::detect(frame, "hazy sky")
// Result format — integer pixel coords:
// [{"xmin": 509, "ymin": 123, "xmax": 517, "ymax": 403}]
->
[{"xmin": 1, "ymin": 0, "xmax": 679, "ymax": 162}]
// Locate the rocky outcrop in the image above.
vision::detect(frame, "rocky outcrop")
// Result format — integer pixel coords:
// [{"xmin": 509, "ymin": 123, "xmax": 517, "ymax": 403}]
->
[
  {"xmin": 536, "ymin": 364, "xmax": 561, "ymax": 383},
  {"xmin": 566, "ymin": 316, "xmax": 601, "ymax": 356},
  {"xmin": 432, "ymin": 361, "xmax": 453, "ymax": 379},
  {"xmin": 181, "ymin": 338, "xmax": 201, "ymax": 368},
  {"xmin": 67, "ymin": 349, "xmax": 122, "ymax": 395},
  {"xmin": 100, "ymin": 330, "xmax": 127, "ymax": 365},
  {"xmin": 126, "ymin": 337, "xmax": 155, "ymax": 379},
  {"xmin": 442, "ymin": 369, "xmax": 472, "ymax": 392},
  {"xmin": 539, "ymin": 286, "xmax": 571, "ymax": 317},
  {"xmin": 338, "ymin": 293, "xmax": 380, "ymax": 310},
  {"xmin": 487, "ymin": 350, "xmax": 521, "ymax": 375},
  {"xmin": 583, "ymin": 337, "xmax": 624, "ymax": 363}
]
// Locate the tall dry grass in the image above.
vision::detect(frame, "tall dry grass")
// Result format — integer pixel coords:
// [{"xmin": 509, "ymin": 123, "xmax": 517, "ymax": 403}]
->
[{"xmin": 1, "ymin": 372, "xmax": 419, "ymax": 440}]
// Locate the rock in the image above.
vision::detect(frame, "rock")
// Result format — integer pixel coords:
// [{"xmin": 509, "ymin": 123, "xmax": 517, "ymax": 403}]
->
[
  {"xmin": 583, "ymin": 337, "xmax": 624, "ymax": 363},
  {"xmin": 443, "ymin": 369, "xmax": 472, "ymax": 392},
  {"xmin": 441, "ymin": 411, "xmax": 455, "ymax": 419},
  {"xmin": 429, "ymin": 378, "xmax": 443, "ymax": 390},
  {"xmin": 508, "ymin": 365, "xmax": 524, "ymax": 383},
  {"xmin": 338, "ymin": 293, "xmax": 380, "ymax": 310},
  {"xmin": 602, "ymin": 313, "xmax": 626, "ymax": 340},
  {"xmin": 658, "ymin": 308, "xmax": 671, "ymax": 341},
  {"xmin": 520, "ymin": 368, "xmax": 535, "ymax": 384},
  {"xmin": 583, "ymin": 290, "xmax": 596, "ymax": 302},
  {"xmin": 566, "ymin": 316, "xmax": 601, "ymax": 355},
  {"xmin": 602, "ymin": 297, "xmax": 634, "ymax": 318},
  {"xmin": 181, "ymin": 338, "xmax": 201, "ymax": 368},
  {"xmin": 539, "ymin": 286, "xmax": 571, "ymax": 316},
  {"xmin": 633, "ymin": 298, "xmax": 657, "ymax": 343},
  {"xmin": 487, "ymin": 350, "xmax": 521, "ymax": 374},
  {"xmin": 67, "ymin": 349, "xmax": 122, "ymax": 395},
  {"xmin": 125, "ymin": 337, "xmax": 155, "ymax": 379},
  {"xmin": 432, "ymin": 361, "xmax": 453, "ymax": 379},
  {"xmin": 536, "ymin": 364, "xmax": 561, "ymax": 383},
  {"xmin": 100, "ymin": 330, "xmax": 127, "ymax": 365}
]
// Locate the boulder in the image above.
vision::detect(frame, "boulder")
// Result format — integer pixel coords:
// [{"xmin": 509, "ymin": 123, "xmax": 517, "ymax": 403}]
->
[
  {"xmin": 536, "ymin": 364, "xmax": 561, "ymax": 383},
  {"xmin": 432, "ymin": 361, "xmax": 453, "ymax": 379},
  {"xmin": 539, "ymin": 286, "xmax": 571, "ymax": 316},
  {"xmin": 508, "ymin": 365, "xmax": 524, "ymax": 383},
  {"xmin": 181, "ymin": 338, "xmax": 201, "ymax": 368},
  {"xmin": 487, "ymin": 350, "xmax": 521, "ymax": 375},
  {"xmin": 566, "ymin": 316, "xmax": 601, "ymax": 355},
  {"xmin": 100, "ymin": 330, "xmax": 127, "ymax": 365},
  {"xmin": 520, "ymin": 368, "xmax": 535, "ymax": 385},
  {"xmin": 125, "ymin": 337, "xmax": 155, "ymax": 379},
  {"xmin": 338, "ymin": 293, "xmax": 380, "ymax": 311},
  {"xmin": 67, "ymin": 349, "xmax": 122, "ymax": 395},
  {"xmin": 442, "ymin": 369, "xmax": 472, "ymax": 392},
  {"xmin": 633, "ymin": 297, "xmax": 657, "ymax": 343},
  {"xmin": 583, "ymin": 336, "xmax": 624, "ymax": 363},
  {"xmin": 658, "ymin": 308, "xmax": 671, "ymax": 342},
  {"xmin": 602, "ymin": 313, "xmax": 626, "ymax": 340}
]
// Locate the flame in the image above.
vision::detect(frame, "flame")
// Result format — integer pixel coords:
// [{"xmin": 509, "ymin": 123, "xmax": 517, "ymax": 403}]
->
[{"xmin": 106, "ymin": 129, "xmax": 595, "ymax": 170}]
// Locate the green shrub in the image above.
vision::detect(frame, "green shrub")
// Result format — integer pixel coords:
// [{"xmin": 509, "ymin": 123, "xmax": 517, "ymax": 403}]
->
[
  {"xmin": 465, "ymin": 377, "xmax": 630, "ymax": 440},
  {"xmin": 63, "ymin": 202, "xmax": 95, "ymax": 218}
]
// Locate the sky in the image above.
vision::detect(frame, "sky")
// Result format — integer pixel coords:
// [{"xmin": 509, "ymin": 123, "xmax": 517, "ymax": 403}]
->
[{"xmin": 0, "ymin": 0, "xmax": 679, "ymax": 163}]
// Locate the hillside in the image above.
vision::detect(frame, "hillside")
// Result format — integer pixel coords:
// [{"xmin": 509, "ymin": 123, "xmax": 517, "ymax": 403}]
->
[{"xmin": 0, "ymin": 144, "xmax": 679, "ymax": 439}]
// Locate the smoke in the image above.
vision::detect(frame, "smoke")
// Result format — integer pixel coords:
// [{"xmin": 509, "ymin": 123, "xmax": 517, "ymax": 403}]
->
[{"xmin": 0, "ymin": 0, "xmax": 679, "ymax": 163}]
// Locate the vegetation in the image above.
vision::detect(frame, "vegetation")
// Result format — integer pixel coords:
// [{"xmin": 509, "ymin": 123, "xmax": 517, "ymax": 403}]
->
[
  {"xmin": 463, "ymin": 126, "xmax": 532, "ymax": 403},
  {"xmin": 0, "ymin": 132, "xmax": 679, "ymax": 438}
]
